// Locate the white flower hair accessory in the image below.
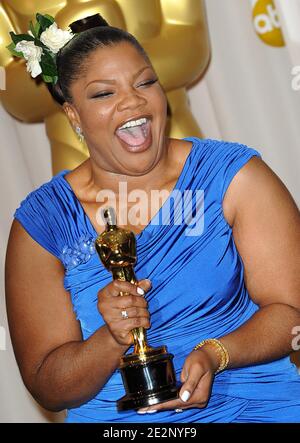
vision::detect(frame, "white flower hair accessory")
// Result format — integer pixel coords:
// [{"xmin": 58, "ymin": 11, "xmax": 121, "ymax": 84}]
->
[
  {"xmin": 7, "ymin": 13, "xmax": 74, "ymax": 84},
  {"xmin": 14, "ymin": 41, "xmax": 43, "ymax": 78},
  {"xmin": 40, "ymin": 22, "xmax": 74, "ymax": 54}
]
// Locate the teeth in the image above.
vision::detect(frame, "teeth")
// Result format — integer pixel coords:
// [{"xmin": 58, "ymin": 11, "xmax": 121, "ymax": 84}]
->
[{"xmin": 118, "ymin": 117, "xmax": 147, "ymax": 130}]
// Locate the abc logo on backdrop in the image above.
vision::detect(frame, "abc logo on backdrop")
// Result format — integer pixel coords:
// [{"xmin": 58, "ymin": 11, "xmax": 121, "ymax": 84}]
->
[{"xmin": 252, "ymin": 0, "xmax": 285, "ymax": 47}]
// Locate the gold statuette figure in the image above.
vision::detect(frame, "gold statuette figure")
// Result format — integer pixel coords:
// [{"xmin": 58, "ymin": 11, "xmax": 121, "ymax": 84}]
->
[{"xmin": 95, "ymin": 207, "xmax": 178, "ymax": 411}]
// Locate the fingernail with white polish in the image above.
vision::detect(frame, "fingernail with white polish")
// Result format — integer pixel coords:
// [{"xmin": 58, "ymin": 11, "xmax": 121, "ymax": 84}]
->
[
  {"xmin": 175, "ymin": 409, "xmax": 183, "ymax": 413},
  {"xmin": 137, "ymin": 410, "xmax": 147, "ymax": 414},
  {"xmin": 147, "ymin": 410, "xmax": 157, "ymax": 414},
  {"xmin": 137, "ymin": 287, "xmax": 145, "ymax": 295},
  {"xmin": 180, "ymin": 390, "xmax": 190, "ymax": 402}
]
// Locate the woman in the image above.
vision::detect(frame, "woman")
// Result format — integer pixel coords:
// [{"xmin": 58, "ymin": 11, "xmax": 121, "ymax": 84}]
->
[{"xmin": 5, "ymin": 13, "xmax": 300, "ymax": 423}]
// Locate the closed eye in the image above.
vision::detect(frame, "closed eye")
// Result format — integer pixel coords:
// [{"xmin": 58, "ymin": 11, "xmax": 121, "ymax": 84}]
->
[
  {"xmin": 139, "ymin": 78, "xmax": 158, "ymax": 87},
  {"xmin": 90, "ymin": 78, "xmax": 158, "ymax": 99},
  {"xmin": 91, "ymin": 91, "xmax": 113, "ymax": 99}
]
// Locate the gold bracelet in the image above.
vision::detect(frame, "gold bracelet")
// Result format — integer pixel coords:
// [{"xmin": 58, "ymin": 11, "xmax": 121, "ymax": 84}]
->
[{"xmin": 193, "ymin": 338, "xmax": 230, "ymax": 374}]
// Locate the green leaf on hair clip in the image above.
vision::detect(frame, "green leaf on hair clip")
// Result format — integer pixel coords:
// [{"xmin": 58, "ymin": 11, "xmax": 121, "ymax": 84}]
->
[
  {"xmin": 36, "ymin": 13, "xmax": 55, "ymax": 31},
  {"xmin": 29, "ymin": 21, "xmax": 37, "ymax": 38},
  {"xmin": 6, "ymin": 42, "xmax": 23, "ymax": 58},
  {"xmin": 33, "ymin": 38, "xmax": 47, "ymax": 50},
  {"xmin": 44, "ymin": 14, "xmax": 55, "ymax": 24},
  {"xmin": 10, "ymin": 32, "xmax": 35, "ymax": 44},
  {"xmin": 29, "ymin": 20, "xmax": 42, "ymax": 39},
  {"xmin": 42, "ymin": 74, "xmax": 54, "ymax": 83},
  {"xmin": 35, "ymin": 21, "xmax": 42, "ymax": 37},
  {"xmin": 40, "ymin": 51, "xmax": 58, "ymax": 77}
]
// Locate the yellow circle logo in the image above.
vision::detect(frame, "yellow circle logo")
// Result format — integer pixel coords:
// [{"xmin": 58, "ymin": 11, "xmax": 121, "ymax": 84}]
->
[{"xmin": 252, "ymin": 0, "xmax": 285, "ymax": 47}]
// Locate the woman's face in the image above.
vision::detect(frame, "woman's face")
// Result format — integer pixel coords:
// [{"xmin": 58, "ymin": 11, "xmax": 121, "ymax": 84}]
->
[{"xmin": 65, "ymin": 41, "xmax": 168, "ymax": 176}]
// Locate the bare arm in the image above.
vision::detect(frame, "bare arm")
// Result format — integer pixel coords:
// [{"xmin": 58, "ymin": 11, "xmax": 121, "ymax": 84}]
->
[
  {"xmin": 216, "ymin": 156, "xmax": 300, "ymax": 367},
  {"xmin": 5, "ymin": 220, "xmax": 150, "ymax": 412}
]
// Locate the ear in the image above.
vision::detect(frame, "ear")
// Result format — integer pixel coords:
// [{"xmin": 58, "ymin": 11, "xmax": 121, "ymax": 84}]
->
[{"xmin": 63, "ymin": 102, "xmax": 81, "ymax": 131}]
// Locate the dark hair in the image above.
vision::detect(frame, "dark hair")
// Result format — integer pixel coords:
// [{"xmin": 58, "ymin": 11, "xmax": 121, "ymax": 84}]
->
[{"xmin": 48, "ymin": 14, "xmax": 151, "ymax": 105}]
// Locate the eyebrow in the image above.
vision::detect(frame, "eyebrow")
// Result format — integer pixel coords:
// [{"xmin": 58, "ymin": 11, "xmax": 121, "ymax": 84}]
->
[{"xmin": 85, "ymin": 65, "xmax": 152, "ymax": 88}]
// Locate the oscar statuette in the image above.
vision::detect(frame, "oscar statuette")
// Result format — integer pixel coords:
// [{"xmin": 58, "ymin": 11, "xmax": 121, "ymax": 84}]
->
[{"xmin": 94, "ymin": 207, "xmax": 179, "ymax": 411}]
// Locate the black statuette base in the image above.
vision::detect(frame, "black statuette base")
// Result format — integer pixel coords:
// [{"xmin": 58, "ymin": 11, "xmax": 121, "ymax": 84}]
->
[{"xmin": 117, "ymin": 351, "xmax": 179, "ymax": 411}]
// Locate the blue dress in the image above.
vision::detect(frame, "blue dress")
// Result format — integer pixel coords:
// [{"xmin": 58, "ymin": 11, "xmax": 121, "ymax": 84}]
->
[{"xmin": 14, "ymin": 137, "xmax": 300, "ymax": 423}]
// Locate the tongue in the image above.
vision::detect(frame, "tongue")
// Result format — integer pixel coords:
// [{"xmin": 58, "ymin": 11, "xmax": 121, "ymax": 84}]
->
[{"xmin": 116, "ymin": 123, "xmax": 148, "ymax": 146}]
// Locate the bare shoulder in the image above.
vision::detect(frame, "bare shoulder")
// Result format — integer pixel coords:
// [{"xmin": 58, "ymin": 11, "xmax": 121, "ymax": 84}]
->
[
  {"xmin": 221, "ymin": 156, "xmax": 300, "ymax": 308},
  {"xmin": 6, "ymin": 218, "xmax": 62, "ymax": 265},
  {"xmin": 6, "ymin": 219, "xmax": 67, "ymax": 314},
  {"xmin": 223, "ymin": 156, "xmax": 299, "ymax": 227},
  {"xmin": 168, "ymin": 137, "xmax": 194, "ymax": 171}
]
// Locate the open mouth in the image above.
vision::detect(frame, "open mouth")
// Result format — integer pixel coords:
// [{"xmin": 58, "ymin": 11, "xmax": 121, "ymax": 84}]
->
[{"xmin": 115, "ymin": 117, "xmax": 152, "ymax": 151}]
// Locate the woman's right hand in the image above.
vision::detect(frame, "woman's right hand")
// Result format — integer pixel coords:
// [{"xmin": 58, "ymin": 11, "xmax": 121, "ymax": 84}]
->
[{"xmin": 97, "ymin": 279, "xmax": 152, "ymax": 346}]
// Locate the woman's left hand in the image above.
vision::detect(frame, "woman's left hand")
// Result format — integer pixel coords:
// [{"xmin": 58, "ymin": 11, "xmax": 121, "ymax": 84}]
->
[{"xmin": 137, "ymin": 346, "xmax": 220, "ymax": 414}]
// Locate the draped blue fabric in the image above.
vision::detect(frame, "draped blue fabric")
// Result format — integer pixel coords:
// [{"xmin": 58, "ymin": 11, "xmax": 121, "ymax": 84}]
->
[{"xmin": 13, "ymin": 137, "xmax": 300, "ymax": 423}]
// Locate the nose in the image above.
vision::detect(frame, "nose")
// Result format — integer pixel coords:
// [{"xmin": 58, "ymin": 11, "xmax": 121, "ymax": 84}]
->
[{"xmin": 116, "ymin": 88, "xmax": 147, "ymax": 112}]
